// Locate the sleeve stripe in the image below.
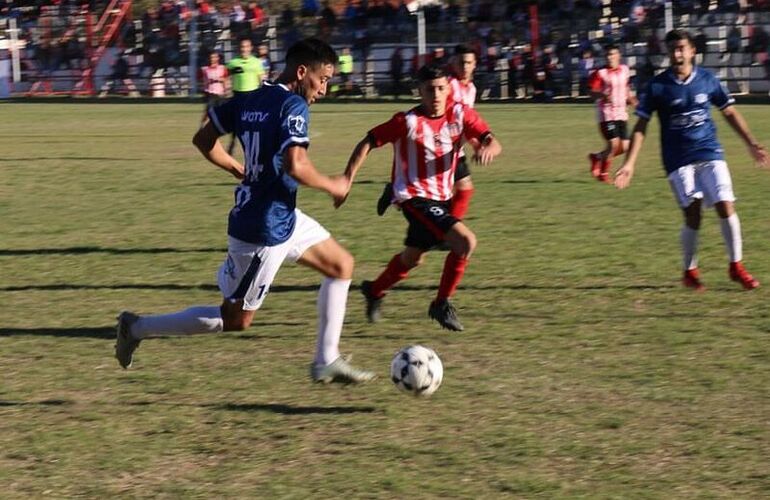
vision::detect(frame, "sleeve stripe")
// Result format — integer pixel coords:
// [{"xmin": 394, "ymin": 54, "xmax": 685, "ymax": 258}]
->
[
  {"xmin": 719, "ymin": 98, "xmax": 735, "ymax": 110},
  {"xmin": 635, "ymin": 109, "xmax": 651, "ymax": 119},
  {"xmin": 278, "ymin": 136, "xmax": 310, "ymax": 154},
  {"xmin": 208, "ymin": 109, "xmax": 227, "ymax": 135}
]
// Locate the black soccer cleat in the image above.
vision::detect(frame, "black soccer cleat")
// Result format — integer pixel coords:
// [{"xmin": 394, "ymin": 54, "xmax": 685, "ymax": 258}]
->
[
  {"xmin": 428, "ymin": 299, "xmax": 464, "ymax": 331},
  {"xmin": 376, "ymin": 182, "xmax": 393, "ymax": 216},
  {"xmin": 360, "ymin": 280, "xmax": 383, "ymax": 323}
]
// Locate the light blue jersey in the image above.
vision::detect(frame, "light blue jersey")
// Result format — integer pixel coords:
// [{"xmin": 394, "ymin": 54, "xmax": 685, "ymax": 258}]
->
[
  {"xmin": 636, "ymin": 67, "xmax": 735, "ymax": 174},
  {"xmin": 208, "ymin": 82, "xmax": 310, "ymax": 245}
]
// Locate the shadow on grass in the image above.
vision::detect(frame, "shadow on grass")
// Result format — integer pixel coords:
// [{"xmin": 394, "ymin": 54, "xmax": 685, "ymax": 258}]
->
[
  {"xmin": 0, "ymin": 246, "xmax": 225, "ymax": 256},
  {"xmin": 0, "ymin": 323, "xmax": 305, "ymax": 339},
  {"xmin": 0, "ymin": 282, "xmax": 675, "ymax": 292},
  {"xmin": 127, "ymin": 400, "xmax": 377, "ymax": 414},
  {"xmin": 0, "ymin": 156, "xmax": 132, "ymax": 162},
  {"xmin": 0, "ymin": 284, "xmax": 320, "ymax": 292},
  {"xmin": 216, "ymin": 402, "xmax": 378, "ymax": 414},
  {"xmin": 0, "ymin": 399, "xmax": 71, "ymax": 407}
]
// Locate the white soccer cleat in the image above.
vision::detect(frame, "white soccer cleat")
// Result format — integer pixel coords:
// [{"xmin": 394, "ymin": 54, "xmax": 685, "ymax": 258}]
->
[
  {"xmin": 115, "ymin": 311, "xmax": 141, "ymax": 369},
  {"xmin": 310, "ymin": 356, "xmax": 376, "ymax": 385}
]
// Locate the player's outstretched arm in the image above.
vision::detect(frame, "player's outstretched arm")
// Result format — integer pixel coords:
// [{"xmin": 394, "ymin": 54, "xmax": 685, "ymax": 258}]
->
[
  {"xmin": 343, "ymin": 136, "xmax": 376, "ymax": 185},
  {"xmin": 192, "ymin": 121, "xmax": 245, "ymax": 179},
  {"xmin": 614, "ymin": 117, "xmax": 648, "ymax": 190},
  {"xmin": 284, "ymin": 145, "xmax": 350, "ymax": 207},
  {"xmin": 721, "ymin": 106, "xmax": 770, "ymax": 168},
  {"xmin": 473, "ymin": 134, "xmax": 502, "ymax": 166}
]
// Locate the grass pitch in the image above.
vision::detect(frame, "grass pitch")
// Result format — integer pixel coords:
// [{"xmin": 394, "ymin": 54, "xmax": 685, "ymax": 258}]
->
[{"xmin": 1, "ymin": 101, "xmax": 769, "ymax": 497}]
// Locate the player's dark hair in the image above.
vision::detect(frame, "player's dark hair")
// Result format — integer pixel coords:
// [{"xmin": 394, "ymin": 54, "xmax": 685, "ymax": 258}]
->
[
  {"xmin": 665, "ymin": 29, "xmax": 694, "ymax": 46},
  {"xmin": 238, "ymin": 37, "xmax": 252, "ymax": 45},
  {"xmin": 454, "ymin": 44, "xmax": 476, "ymax": 58},
  {"xmin": 416, "ymin": 63, "xmax": 447, "ymax": 83},
  {"xmin": 604, "ymin": 43, "xmax": 621, "ymax": 53},
  {"xmin": 285, "ymin": 38, "xmax": 338, "ymax": 68}
]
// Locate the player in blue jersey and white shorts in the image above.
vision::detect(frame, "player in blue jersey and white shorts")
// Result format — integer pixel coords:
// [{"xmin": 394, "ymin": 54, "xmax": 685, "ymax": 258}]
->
[
  {"xmin": 614, "ymin": 29, "xmax": 769, "ymax": 291},
  {"xmin": 115, "ymin": 39, "xmax": 375, "ymax": 384}
]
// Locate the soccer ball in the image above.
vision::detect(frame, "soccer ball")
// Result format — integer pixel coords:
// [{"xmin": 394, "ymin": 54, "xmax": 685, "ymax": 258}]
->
[{"xmin": 390, "ymin": 345, "xmax": 443, "ymax": 397}]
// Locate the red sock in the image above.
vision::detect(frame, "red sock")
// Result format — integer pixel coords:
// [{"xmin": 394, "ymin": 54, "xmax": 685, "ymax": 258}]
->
[
  {"xmin": 436, "ymin": 252, "xmax": 469, "ymax": 301},
  {"xmin": 600, "ymin": 156, "xmax": 612, "ymax": 174},
  {"xmin": 371, "ymin": 254, "xmax": 410, "ymax": 298},
  {"xmin": 450, "ymin": 188, "xmax": 474, "ymax": 219}
]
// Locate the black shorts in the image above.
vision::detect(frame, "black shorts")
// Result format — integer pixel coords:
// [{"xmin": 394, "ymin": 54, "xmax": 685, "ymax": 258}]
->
[
  {"xmin": 600, "ymin": 120, "xmax": 628, "ymax": 141},
  {"xmin": 455, "ymin": 155, "xmax": 471, "ymax": 182},
  {"xmin": 204, "ymin": 92, "xmax": 226, "ymax": 107},
  {"xmin": 401, "ymin": 198, "xmax": 459, "ymax": 250}
]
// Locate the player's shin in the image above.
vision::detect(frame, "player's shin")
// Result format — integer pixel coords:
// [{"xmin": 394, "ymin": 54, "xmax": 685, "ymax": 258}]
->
[
  {"xmin": 370, "ymin": 254, "xmax": 411, "ymax": 297},
  {"xmin": 436, "ymin": 252, "xmax": 469, "ymax": 301},
  {"xmin": 314, "ymin": 277, "xmax": 350, "ymax": 366},
  {"xmin": 719, "ymin": 213, "xmax": 743, "ymax": 263},
  {"xmin": 131, "ymin": 306, "xmax": 224, "ymax": 339},
  {"xmin": 681, "ymin": 225, "xmax": 699, "ymax": 270}
]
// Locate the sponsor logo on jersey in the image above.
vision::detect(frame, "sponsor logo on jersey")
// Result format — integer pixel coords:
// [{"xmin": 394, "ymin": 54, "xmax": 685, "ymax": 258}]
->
[
  {"xmin": 287, "ymin": 114, "xmax": 306, "ymax": 136},
  {"xmin": 695, "ymin": 93, "xmax": 708, "ymax": 104},
  {"xmin": 241, "ymin": 111, "xmax": 270, "ymax": 122},
  {"xmin": 670, "ymin": 109, "xmax": 709, "ymax": 130}
]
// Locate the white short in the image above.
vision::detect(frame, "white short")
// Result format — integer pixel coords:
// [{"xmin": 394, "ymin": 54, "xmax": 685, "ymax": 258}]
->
[
  {"xmin": 217, "ymin": 209, "xmax": 330, "ymax": 311},
  {"xmin": 667, "ymin": 160, "xmax": 736, "ymax": 209}
]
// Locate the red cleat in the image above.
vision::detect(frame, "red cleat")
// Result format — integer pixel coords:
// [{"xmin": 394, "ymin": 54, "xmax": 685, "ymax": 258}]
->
[
  {"xmin": 682, "ymin": 268, "xmax": 706, "ymax": 292},
  {"xmin": 588, "ymin": 153, "xmax": 602, "ymax": 179},
  {"xmin": 729, "ymin": 262, "xmax": 760, "ymax": 290},
  {"xmin": 599, "ymin": 158, "xmax": 613, "ymax": 183}
]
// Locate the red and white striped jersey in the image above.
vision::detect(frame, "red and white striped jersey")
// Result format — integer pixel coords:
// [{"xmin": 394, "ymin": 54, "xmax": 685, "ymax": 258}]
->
[
  {"xmin": 369, "ymin": 103, "xmax": 490, "ymax": 202},
  {"xmin": 449, "ymin": 76, "xmax": 477, "ymax": 108},
  {"xmin": 202, "ymin": 64, "xmax": 228, "ymax": 96},
  {"xmin": 589, "ymin": 64, "xmax": 632, "ymax": 122}
]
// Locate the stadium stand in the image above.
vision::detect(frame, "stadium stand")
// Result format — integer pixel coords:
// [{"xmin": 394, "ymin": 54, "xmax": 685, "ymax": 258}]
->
[{"xmin": 1, "ymin": 0, "xmax": 768, "ymax": 98}]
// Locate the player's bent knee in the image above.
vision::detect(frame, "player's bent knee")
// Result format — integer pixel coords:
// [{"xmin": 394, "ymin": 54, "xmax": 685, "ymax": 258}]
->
[{"xmin": 332, "ymin": 252, "xmax": 354, "ymax": 279}]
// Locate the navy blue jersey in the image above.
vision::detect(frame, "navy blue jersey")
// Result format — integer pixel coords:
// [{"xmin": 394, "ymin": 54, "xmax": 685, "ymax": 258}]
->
[
  {"xmin": 208, "ymin": 82, "xmax": 310, "ymax": 245},
  {"xmin": 636, "ymin": 67, "xmax": 735, "ymax": 174}
]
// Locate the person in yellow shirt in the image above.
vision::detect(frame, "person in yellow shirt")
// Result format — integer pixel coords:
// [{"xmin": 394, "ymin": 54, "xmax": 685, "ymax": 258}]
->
[
  {"xmin": 337, "ymin": 47, "xmax": 353, "ymax": 95},
  {"xmin": 226, "ymin": 38, "xmax": 264, "ymax": 153}
]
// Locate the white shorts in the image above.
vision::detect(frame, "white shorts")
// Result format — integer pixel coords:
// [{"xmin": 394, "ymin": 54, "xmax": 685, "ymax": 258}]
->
[
  {"xmin": 667, "ymin": 160, "xmax": 736, "ymax": 209},
  {"xmin": 217, "ymin": 209, "xmax": 330, "ymax": 311}
]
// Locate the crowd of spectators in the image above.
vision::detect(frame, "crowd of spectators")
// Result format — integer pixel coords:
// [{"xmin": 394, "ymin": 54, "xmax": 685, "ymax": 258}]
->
[{"xmin": 2, "ymin": 0, "xmax": 769, "ymax": 97}]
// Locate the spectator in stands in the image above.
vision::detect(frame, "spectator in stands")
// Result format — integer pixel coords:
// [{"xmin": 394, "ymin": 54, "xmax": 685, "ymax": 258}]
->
[
  {"xmin": 301, "ymin": 0, "xmax": 320, "ymax": 18},
  {"xmin": 694, "ymin": 28, "xmax": 708, "ymax": 65},
  {"xmin": 256, "ymin": 43, "xmax": 272, "ymax": 81},
  {"xmin": 578, "ymin": 48, "xmax": 596, "ymax": 96},
  {"xmin": 725, "ymin": 25, "xmax": 743, "ymax": 64},
  {"xmin": 337, "ymin": 46, "xmax": 354, "ymax": 95},
  {"xmin": 99, "ymin": 50, "xmax": 139, "ymax": 98},
  {"xmin": 389, "ymin": 47, "xmax": 404, "ymax": 98},
  {"xmin": 748, "ymin": 26, "xmax": 769, "ymax": 65}
]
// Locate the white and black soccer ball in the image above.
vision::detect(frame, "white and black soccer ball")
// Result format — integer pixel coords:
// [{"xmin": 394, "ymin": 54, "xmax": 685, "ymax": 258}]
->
[{"xmin": 390, "ymin": 345, "xmax": 443, "ymax": 397}]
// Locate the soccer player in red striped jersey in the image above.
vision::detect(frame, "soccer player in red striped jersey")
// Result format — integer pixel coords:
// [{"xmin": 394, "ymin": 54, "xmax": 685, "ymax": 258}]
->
[
  {"xmin": 340, "ymin": 64, "xmax": 502, "ymax": 331},
  {"xmin": 587, "ymin": 44, "xmax": 638, "ymax": 183},
  {"xmin": 377, "ymin": 44, "xmax": 479, "ymax": 219}
]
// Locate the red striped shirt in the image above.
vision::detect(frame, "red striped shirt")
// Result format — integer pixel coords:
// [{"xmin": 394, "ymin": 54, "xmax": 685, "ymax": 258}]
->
[
  {"xmin": 369, "ymin": 103, "xmax": 490, "ymax": 202},
  {"xmin": 589, "ymin": 64, "xmax": 632, "ymax": 122},
  {"xmin": 449, "ymin": 77, "xmax": 477, "ymax": 108}
]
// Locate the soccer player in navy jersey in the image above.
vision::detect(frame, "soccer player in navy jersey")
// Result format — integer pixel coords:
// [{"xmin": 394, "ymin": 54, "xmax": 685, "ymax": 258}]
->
[
  {"xmin": 115, "ymin": 39, "xmax": 374, "ymax": 384},
  {"xmin": 614, "ymin": 30, "xmax": 769, "ymax": 291},
  {"xmin": 340, "ymin": 64, "xmax": 502, "ymax": 331}
]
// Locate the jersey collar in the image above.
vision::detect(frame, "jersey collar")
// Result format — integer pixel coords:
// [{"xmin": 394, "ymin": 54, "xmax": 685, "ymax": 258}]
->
[
  {"xmin": 670, "ymin": 67, "xmax": 698, "ymax": 85},
  {"xmin": 263, "ymin": 81, "xmax": 290, "ymax": 91}
]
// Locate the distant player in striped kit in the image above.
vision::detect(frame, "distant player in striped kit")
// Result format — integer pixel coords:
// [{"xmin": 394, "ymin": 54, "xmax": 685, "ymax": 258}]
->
[
  {"xmin": 200, "ymin": 52, "xmax": 229, "ymax": 123},
  {"xmin": 342, "ymin": 64, "xmax": 502, "ymax": 331},
  {"xmin": 377, "ymin": 44, "xmax": 479, "ymax": 221},
  {"xmin": 614, "ymin": 30, "xmax": 768, "ymax": 291},
  {"xmin": 587, "ymin": 44, "xmax": 637, "ymax": 183}
]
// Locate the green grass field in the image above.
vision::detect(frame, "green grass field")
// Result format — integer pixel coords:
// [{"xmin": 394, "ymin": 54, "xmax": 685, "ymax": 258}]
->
[{"xmin": 1, "ymin": 101, "xmax": 769, "ymax": 498}]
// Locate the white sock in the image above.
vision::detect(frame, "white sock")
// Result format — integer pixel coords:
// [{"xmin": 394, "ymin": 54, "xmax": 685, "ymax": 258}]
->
[
  {"xmin": 720, "ymin": 213, "xmax": 743, "ymax": 263},
  {"xmin": 681, "ymin": 225, "xmax": 699, "ymax": 270},
  {"xmin": 314, "ymin": 277, "xmax": 350, "ymax": 366},
  {"xmin": 132, "ymin": 306, "xmax": 223, "ymax": 339}
]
